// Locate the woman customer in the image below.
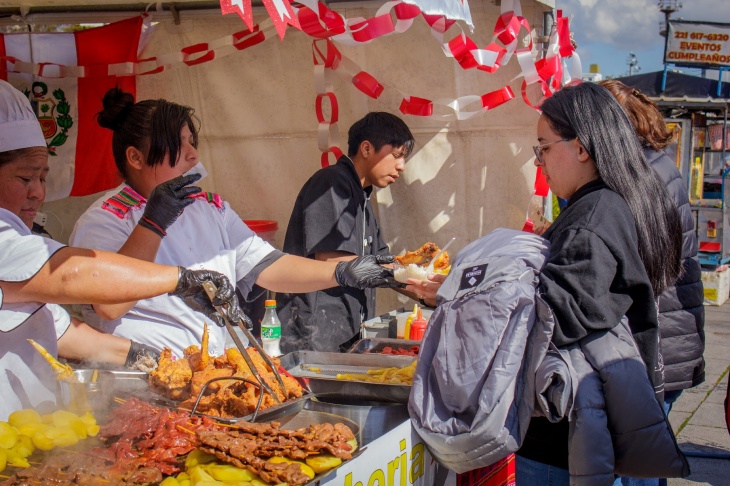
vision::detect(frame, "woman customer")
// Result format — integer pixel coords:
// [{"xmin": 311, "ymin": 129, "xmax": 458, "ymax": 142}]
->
[
  {"xmin": 599, "ymin": 80, "xmax": 705, "ymax": 486},
  {"xmin": 515, "ymin": 82, "xmax": 684, "ymax": 484},
  {"xmin": 70, "ymin": 88, "xmax": 395, "ymax": 357},
  {"xmin": 0, "ymin": 79, "xmax": 239, "ymax": 420}
]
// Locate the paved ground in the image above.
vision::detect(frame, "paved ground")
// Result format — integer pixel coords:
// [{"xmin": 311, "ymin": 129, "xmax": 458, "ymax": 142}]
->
[{"xmin": 668, "ymin": 302, "xmax": 730, "ymax": 485}]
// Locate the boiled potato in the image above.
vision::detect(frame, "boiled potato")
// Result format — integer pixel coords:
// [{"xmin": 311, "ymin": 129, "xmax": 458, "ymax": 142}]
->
[
  {"xmin": 305, "ymin": 454, "xmax": 342, "ymax": 474},
  {"xmin": 5, "ymin": 448, "xmax": 30, "ymax": 468},
  {"xmin": 16, "ymin": 422, "xmax": 49, "ymax": 437},
  {"xmin": 160, "ymin": 477, "xmax": 180, "ymax": 486},
  {"xmin": 206, "ymin": 464, "xmax": 257, "ymax": 481},
  {"xmin": 188, "ymin": 464, "xmax": 217, "ymax": 483},
  {"xmin": 266, "ymin": 457, "xmax": 315, "ymax": 479},
  {"xmin": 186, "ymin": 449, "xmax": 217, "ymax": 469},
  {"xmin": 13, "ymin": 435, "xmax": 34, "ymax": 458},
  {"xmin": 0, "ymin": 448, "xmax": 6, "ymax": 473},
  {"xmin": 347, "ymin": 438, "xmax": 358, "ymax": 452},
  {"xmin": 8, "ymin": 409, "xmax": 42, "ymax": 428},
  {"xmin": 0, "ymin": 422, "xmax": 19, "ymax": 449}
]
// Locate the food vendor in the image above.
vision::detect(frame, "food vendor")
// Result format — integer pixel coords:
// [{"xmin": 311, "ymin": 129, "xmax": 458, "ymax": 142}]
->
[
  {"xmin": 69, "ymin": 88, "xmax": 395, "ymax": 357},
  {"xmin": 0, "ymin": 79, "xmax": 241, "ymax": 421},
  {"xmin": 277, "ymin": 112, "xmax": 446, "ymax": 353}
]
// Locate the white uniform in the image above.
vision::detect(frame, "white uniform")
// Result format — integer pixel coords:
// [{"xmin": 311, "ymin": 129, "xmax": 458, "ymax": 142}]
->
[
  {"xmin": 0, "ymin": 208, "xmax": 71, "ymax": 421},
  {"xmin": 69, "ymin": 184, "xmax": 276, "ymax": 357}
]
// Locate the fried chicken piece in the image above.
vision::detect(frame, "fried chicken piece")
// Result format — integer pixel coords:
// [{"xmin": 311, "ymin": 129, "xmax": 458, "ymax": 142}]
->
[
  {"xmin": 187, "ymin": 323, "xmax": 210, "ymax": 372},
  {"xmin": 149, "ymin": 348, "xmax": 192, "ymax": 400},
  {"xmin": 395, "ymin": 242, "xmax": 450, "ymax": 270}
]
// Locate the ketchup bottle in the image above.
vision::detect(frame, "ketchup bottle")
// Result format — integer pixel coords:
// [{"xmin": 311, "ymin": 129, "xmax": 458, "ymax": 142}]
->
[{"xmin": 409, "ymin": 308, "xmax": 428, "ymax": 341}]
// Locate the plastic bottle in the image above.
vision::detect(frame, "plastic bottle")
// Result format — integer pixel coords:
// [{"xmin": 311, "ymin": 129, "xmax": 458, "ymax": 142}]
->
[
  {"xmin": 260, "ymin": 299, "xmax": 282, "ymax": 357},
  {"xmin": 409, "ymin": 308, "xmax": 428, "ymax": 341},
  {"xmin": 404, "ymin": 304, "xmax": 418, "ymax": 340}
]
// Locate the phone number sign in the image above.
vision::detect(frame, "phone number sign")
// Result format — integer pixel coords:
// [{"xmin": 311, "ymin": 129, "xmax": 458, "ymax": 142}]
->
[{"xmin": 666, "ymin": 21, "xmax": 730, "ymax": 67}]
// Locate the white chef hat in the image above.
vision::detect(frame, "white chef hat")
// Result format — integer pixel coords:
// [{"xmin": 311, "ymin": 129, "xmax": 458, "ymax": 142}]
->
[{"xmin": 0, "ymin": 79, "xmax": 46, "ymax": 152}]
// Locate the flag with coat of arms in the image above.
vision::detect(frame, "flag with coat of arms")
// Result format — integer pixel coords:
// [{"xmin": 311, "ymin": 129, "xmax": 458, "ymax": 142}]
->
[{"xmin": 0, "ymin": 16, "xmax": 143, "ymax": 201}]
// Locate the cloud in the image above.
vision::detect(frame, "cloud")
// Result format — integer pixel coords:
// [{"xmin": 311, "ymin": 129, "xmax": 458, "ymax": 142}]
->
[{"xmin": 562, "ymin": 0, "xmax": 730, "ymax": 51}]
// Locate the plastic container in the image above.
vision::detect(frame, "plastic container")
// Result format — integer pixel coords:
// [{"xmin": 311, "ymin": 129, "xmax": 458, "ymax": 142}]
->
[
  {"xmin": 261, "ymin": 299, "xmax": 282, "ymax": 357},
  {"xmin": 409, "ymin": 309, "xmax": 428, "ymax": 341},
  {"xmin": 243, "ymin": 220, "xmax": 278, "ymax": 248}
]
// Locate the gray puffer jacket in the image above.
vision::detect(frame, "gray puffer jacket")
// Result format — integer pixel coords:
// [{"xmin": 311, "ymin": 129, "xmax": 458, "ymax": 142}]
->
[
  {"xmin": 536, "ymin": 318, "xmax": 690, "ymax": 484},
  {"xmin": 408, "ymin": 229, "xmax": 552, "ymax": 473}
]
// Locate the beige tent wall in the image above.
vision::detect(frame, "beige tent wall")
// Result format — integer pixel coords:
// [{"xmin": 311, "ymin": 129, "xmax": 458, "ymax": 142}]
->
[{"xmin": 42, "ymin": 2, "xmax": 549, "ymax": 315}]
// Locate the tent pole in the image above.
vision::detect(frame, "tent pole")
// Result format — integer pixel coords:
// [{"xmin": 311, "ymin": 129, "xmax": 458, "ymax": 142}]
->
[{"xmin": 662, "ymin": 65, "xmax": 669, "ymax": 93}]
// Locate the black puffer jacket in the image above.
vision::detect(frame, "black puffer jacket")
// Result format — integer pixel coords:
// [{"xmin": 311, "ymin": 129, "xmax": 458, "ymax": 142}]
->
[{"xmin": 645, "ymin": 148, "xmax": 705, "ymax": 391}]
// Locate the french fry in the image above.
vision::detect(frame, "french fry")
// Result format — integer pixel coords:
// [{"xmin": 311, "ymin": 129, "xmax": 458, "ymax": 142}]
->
[{"xmin": 336, "ymin": 360, "xmax": 417, "ymax": 385}]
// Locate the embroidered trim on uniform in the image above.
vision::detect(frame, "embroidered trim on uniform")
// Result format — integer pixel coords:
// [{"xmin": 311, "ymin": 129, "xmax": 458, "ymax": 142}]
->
[
  {"xmin": 101, "ymin": 186, "xmax": 146, "ymax": 219},
  {"xmin": 191, "ymin": 192, "xmax": 224, "ymax": 210}
]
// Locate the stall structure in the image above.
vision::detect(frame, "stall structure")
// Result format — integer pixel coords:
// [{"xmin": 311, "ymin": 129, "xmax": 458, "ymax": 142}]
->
[
  {"xmin": 0, "ymin": 0, "xmax": 578, "ymax": 483},
  {"xmin": 617, "ymin": 69, "xmax": 730, "ymax": 303}
]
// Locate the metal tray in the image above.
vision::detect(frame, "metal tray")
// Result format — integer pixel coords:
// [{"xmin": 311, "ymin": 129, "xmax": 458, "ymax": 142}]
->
[
  {"xmin": 347, "ymin": 338, "xmax": 421, "ymax": 355},
  {"xmin": 279, "ymin": 351, "xmax": 415, "ymax": 404}
]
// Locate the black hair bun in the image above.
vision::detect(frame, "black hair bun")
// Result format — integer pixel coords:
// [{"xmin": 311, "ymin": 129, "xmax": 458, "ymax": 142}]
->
[{"xmin": 97, "ymin": 87, "xmax": 135, "ymax": 130}]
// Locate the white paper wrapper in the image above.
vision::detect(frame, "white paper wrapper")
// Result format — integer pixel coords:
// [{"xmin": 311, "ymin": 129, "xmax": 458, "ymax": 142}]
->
[{"xmin": 394, "ymin": 263, "xmax": 430, "ymax": 283}]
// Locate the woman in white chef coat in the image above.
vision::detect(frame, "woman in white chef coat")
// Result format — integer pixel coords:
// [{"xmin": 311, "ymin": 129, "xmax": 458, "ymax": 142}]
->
[
  {"xmin": 69, "ymin": 89, "xmax": 395, "ymax": 357},
  {"xmin": 0, "ymin": 80, "xmax": 241, "ymax": 420}
]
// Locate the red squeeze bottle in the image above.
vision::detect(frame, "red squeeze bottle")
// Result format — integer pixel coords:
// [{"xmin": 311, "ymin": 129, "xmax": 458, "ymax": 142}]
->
[{"xmin": 409, "ymin": 309, "xmax": 428, "ymax": 341}]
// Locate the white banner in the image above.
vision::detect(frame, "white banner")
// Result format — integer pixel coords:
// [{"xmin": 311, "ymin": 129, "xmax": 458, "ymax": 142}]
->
[{"xmin": 666, "ymin": 21, "xmax": 730, "ymax": 67}]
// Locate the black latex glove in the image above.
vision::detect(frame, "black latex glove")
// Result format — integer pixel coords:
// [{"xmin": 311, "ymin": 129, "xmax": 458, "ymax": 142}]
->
[
  {"xmin": 138, "ymin": 173, "xmax": 202, "ymax": 237},
  {"xmin": 170, "ymin": 267, "xmax": 244, "ymax": 326},
  {"xmin": 124, "ymin": 341, "xmax": 160, "ymax": 368},
  {"xmin": 335, "ymin": 254, "xmax": 403, "ymax": 289}
]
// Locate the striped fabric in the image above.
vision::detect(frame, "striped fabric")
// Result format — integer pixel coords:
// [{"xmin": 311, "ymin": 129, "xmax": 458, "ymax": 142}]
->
[
  {"xmin": 101, "ymin": 186, "xmax": 145, "ymax": 219},
  {"xmin": 456, "ymin": 454, "xmax": 516, "ymax": 486}
]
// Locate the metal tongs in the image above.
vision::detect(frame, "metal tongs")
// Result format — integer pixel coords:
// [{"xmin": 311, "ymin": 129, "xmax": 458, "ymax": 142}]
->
[{"xmin": 202, "ymin": 281, "xmax": 286, "ymax": 404}]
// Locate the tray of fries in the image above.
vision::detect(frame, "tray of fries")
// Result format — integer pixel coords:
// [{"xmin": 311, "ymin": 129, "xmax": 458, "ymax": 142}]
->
[{"xmin": 279, "ymin": 351, "xmax": 416, "ymax": 404}]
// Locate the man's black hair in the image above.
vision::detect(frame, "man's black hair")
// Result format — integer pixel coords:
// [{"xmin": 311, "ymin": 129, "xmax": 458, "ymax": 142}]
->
[{"xmin": 347, "ymin": 112, "xmax": 415, "ymax": 158}]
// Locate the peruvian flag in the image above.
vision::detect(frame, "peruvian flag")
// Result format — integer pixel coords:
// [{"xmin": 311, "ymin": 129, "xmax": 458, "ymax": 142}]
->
[{"xmin": 0, "ymin": 16, "xmax": 143, "ymax": 201}]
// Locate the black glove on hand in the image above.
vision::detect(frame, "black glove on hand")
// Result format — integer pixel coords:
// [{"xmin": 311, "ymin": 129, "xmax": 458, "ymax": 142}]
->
[
  {"xmin": 138, "ymin": 173, "xmax": 202, "ymax": 237},
  {"xmin": 125, "ymin": 341, "xmax": 160, "ymax": 368},
  {"xmin": 335, "ymin": 254, "xmax": 403, "ymax": 289},
  {"xmin": 170, "ymin": 267, "xmax": 244, "ymax": 326}
]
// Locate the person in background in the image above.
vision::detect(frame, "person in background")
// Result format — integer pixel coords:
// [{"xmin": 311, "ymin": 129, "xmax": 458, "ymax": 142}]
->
[
  {"xmin": 516, "ymin": 82, "xmax": 683, "ymax": 484},
  {"xmin": 277, "ymin": 112, "xmax": 444, "ymax": 353},
  {"xmin": 0, "ymin": 79, "xmax": 239, "ymax": 420},
  {"xmin": 70, "ymin": 89, "xmax": 395, "ymax": 358},
  {"xmin": 600, "ymin": 80, "xmax": 705, "ymax": 486}
]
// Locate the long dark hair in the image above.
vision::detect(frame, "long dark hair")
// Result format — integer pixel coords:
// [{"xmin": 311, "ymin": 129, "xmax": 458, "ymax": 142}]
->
[
  {"xmin": 540, "ymin": 82, "xmax": 682, "ymax": 295},
  {"xmin": 96, "ymin": 88, "xmax": 198, "ymax": 179}
]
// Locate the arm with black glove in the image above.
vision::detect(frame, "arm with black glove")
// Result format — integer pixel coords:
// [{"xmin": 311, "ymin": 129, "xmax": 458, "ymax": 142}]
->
[
  {"xmin": 334, "ymin": 254, "xmax": 403, "ymax": 289},
  {"xmin": 138, "ymin": 173, "xmax": 202, "ymax": 237},
  {"xmin": 171, "ymin": 267, "xmax": 245, "ymax": 327}
]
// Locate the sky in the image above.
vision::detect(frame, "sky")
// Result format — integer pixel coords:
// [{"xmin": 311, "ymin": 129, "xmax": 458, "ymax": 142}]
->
[{"xmin": 559, "ymin": 0, "xmax": 730, "ymax": 78}]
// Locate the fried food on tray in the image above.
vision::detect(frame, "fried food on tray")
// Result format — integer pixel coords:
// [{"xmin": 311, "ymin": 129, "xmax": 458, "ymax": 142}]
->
[
  {"xmin": 187, "ymin": 323, "xmax": 210, "ymax": 372},
  {"xmin": 149, "ymin": 348, "xmax": 193, "ymax": 400},
  {"xmin": 395, "ymin": 242, "xmax": 450, "ymax": 270},
  {"xmin": 27, "ymin": 339, "xmax": 77, "ymax": 383},
  {"xmin": 336, "ymin": 360, "xmax": 417, "ymax": 385},
  {"xmin": 149, "ymin": 345, "xmax": 304, "ymax": 418}
]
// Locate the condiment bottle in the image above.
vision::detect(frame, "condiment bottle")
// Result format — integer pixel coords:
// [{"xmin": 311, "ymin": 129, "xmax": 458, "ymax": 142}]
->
[
  {"xmin": 260, "ymin": 299, "xmax": 282, "ymax": 357},
  {"xmin": 409, "ymin": 308, "xmax": 428, "ymax": 341},
  {"xmin": 404, "ymin": 303, "xmax": 418, "ymax": 340}
]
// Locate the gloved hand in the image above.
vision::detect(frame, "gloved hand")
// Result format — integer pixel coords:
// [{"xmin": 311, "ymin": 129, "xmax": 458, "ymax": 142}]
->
[
  {"xmin": 138, "ymin": 173, "xmax": 202, "ymax": 237},
  {"xmin": 170, "ymin": 267, "xmax": 244, "ymax": 326},
  {"xmin": 124, "ymin": 341, "xmax": 160, "ymax": 368},
  {"xmin": 335, "ymin": 254, "xmax": 403, "ymax": 289}
]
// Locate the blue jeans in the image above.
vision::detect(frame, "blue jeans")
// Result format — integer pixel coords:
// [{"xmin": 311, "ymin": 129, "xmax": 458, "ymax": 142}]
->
[
  {"xmin": 612, "ymin": 390, "xmax": 682, "ymax": 486},
  {"xmin": 516, "ymin": 455, "xmax": 570, "ymax": 486}
]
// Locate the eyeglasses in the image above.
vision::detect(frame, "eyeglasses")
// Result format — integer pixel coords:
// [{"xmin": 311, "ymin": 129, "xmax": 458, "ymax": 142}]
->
[{"xmin": 533, "ymin": 139, "xmax": 571, "ymax": 163}]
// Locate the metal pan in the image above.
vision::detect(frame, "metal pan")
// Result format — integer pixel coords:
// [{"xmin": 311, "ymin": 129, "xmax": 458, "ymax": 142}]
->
[
  {"xmin": 347, "ymin": 338, "xmax": 421, "ymax": 355},
  {"xmin": 279, "ymin": 351, "xmax": 415, "ymax": 404}
]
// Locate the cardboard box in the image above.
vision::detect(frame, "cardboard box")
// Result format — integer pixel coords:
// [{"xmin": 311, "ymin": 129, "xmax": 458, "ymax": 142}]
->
[{"xmin": 701, "ymin": 268, "xmax": 730, "ymax": 306}]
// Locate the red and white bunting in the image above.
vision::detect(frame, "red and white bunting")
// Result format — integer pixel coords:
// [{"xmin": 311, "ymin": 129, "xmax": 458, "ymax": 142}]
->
[{"xmin": 220, "ymin": 0, "xmax": 299, "ymax": 39}]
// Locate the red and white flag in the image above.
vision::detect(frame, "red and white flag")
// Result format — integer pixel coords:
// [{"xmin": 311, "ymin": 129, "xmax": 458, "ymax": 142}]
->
[
  {"xmin": 402, "ymin": 0, "xmax": 473, "ymax": 29},
  {"xmin": 0, "ymin": 16, "xmax": 143, "ymax": 201}
]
